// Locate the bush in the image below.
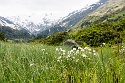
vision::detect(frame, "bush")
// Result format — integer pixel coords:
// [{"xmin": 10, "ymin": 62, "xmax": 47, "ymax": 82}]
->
[
  {"xmin": 34, "ymin": 32, "xmax": 69, "ymax": 46},
  {"xmin": 0, "ymin": 32, "xmax": 7, "ymax": 41},
  {"xmin": 70, "ymin": 18, "xmax": 125, "ymax": 47}
]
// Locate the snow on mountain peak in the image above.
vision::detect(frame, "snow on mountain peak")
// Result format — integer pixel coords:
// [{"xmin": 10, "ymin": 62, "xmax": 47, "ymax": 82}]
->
[{"xmin": 6, "ymin": 13, "xmax": 58, "ymax": 34}]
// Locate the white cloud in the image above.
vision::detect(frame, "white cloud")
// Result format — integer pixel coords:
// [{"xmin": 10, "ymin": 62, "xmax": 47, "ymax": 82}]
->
[{"xmin": 0, "ymin": 0, "xmax": 99, "ymax": 19}]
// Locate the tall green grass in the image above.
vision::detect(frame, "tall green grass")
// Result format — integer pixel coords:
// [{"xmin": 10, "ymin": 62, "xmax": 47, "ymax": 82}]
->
[{"xmin": 0, "ymin": 41, "xmax": 125, "ymax": 83}]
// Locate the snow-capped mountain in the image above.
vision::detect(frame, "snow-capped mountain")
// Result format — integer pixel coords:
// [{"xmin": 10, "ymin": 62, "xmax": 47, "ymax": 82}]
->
[
  {"xmin": 0, "ymin": 13, "xmax": 60, "ymax": 35},
  {"xmin": 37, "ymin": 0, "xmax": 107, "ymax": 37},
  {"xmin": 6, "ymin": 14, "xmax": 56, "ymax": 35},
  {"xmin": 0, "ymin": 0, "xmax": 108, "ymax": 37},
  {"xmin": 58, "ymin": 0, "xmax": 106, "ymax": 28},
  {"xmin": 0, "ymin": 16, "xmax": 23, "ymax": 30},
  {"xmin": 0, "ymin": 16, "xmax": 31, "ymax": 39}
]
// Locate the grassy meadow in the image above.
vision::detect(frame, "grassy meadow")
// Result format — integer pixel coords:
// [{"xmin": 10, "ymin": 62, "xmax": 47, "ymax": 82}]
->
[{"xmin": 0, "ymin": 41, "xmax": 125, "ymax": 83}]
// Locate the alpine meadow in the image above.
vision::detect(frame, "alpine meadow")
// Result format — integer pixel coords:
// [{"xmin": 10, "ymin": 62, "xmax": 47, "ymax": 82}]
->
[{"xmin": 1, "ymin": 0, "xmax": 125, "ymax": 83}]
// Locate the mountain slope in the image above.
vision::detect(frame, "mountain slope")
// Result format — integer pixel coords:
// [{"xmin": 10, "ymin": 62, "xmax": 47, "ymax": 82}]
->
[
  {"xmin": 31, "ymin": 0, "xmax": 125, "ymax": 46},
  {"xmin": 59, "ymin": 1, "xmax": 106, "ymax": 29},
  {"xmin": 7, "ymin": 15, "xmax": 55, "ymax": 35},
  {"xmin": 31, "ymin": 16, "xmax": 125, "ymax": 46},
  {"xmin": 72, "ymin": 0, "xmax": 125, "ymax": 30},
  {"xmin": 0, "ymin": 26, "xmax": 30, "ymax": 39},
  {"xmin": 0, "ymin": 16, "xmax": 31, "ymax": 40},
  {"xmin": 70, "ymin": 17, "xmax": 125, "ymax": 46},
  {"xmin": 0, "ymin": 16, "xmax": 20, "ymax": 30},
  {"xmin": 37, "ymin": 0, "xmax": 107, "ymax": 37}
]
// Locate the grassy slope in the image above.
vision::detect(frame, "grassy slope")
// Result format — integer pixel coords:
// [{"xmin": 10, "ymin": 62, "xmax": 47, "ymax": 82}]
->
[
  {"xmin": 71, "ymin": 0, "xmax": 125, "ymax": 31},
  {"xmin": 0, "ymin": 42, "xmax": 125, "ymax": 82},
  {"xmin": 70, "ymin": 17, "xmax": 125, "ymax": 47}
]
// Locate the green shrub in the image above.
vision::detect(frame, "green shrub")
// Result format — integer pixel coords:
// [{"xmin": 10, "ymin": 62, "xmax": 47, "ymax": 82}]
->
[
  {"xmin": 70, "ymin": 17, "xmax": 125, "ymax": 47},
  {"xmin": 0, "ymin": 32, "xmax": 7, "ymax": 41},
  {"xmin": 33, "ymin": 32, "xmax": 69, "ymax": 46}
]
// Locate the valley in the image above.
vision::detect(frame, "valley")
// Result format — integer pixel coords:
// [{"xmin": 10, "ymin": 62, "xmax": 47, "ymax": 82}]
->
[{"xmin": 0, "ymin": 0, "xmax": 125, "ymax": 82}]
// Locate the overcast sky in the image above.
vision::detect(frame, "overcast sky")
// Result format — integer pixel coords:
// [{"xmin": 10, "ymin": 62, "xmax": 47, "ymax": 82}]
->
[{"xmin": 0, "ymin": 0, "xmax": 99, "ymax": 19}]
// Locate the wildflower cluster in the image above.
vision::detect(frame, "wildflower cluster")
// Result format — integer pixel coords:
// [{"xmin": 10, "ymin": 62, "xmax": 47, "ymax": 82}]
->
[
  {"xmin": 120, "ymin": 45, "xmax": 125, "ymax": 54},
  {"xmin": 56, "ymin": 46, "xmax": 98, "ymax": 63}
]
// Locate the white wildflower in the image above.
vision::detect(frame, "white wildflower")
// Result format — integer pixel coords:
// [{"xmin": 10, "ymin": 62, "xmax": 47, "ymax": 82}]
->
[
  {"xmin": 57, "ymin": 59, "xmax": 60, "ymax": 62},
  {"xmin": 102, "ymin": 43, "xmax": 106, "ymax": 45},
  {"xmin": 60, "ymin": 48, "xmax": 66, "ymax": 53},
  {"xmin": 84, "ymin": 47, "xmax": 88, "ymax": 50},
  {"xmin": 30, "ymin": 63, "xmax": 34, "ymax": 67},
  {"xmin": 57, "ymin": 56, "xmax": 62, "ymax": 60},
  {"xmin": 72, "ymin": 48, "xmax": 77, "ymax": 51},
  {"xmin": 76, "ymin": 59, "xmax": 79, "ymax": 62},
  {"xmin": 66, "ymin": 55, "xmax": 70, "ymax": 58},
  {"xmin": 60, "ymin": 48, "xmax": 63, "ymax": 51},
  {"xmin": 42, "ymin": 49, "xmax": 45, "ymax": 51},
  {"xmin": 69, "ymin": 50, "xmax": 74, "ymax": 54},
  {"xmin": 123, "ymin": 48, "xmax": 125, "ymax": 51},
  {"xmin": 81, "ymin": 53, "xmax": 87, "ymax": 58},
  {"xmin": 88, "ymin": 48, "xmax": 91, "ymax": 51},
  {"xmin": 56, "ymin": 48, "xmax": 59, "ymax": 51},
  {"xmin": 93, "ymin": 50, "xmax": 96, "ymax": 53},
  {"xmin": 78, "ymin": 47, "xmax": 83, "ymax": 50},
  {"xmin": 76, "ymin": 50, "xmax": 80, "ymax": 54},
  {"xmin": 87, "ymin": 58, "xmax": 91, "ymax": 60},
  {"xmin": 81, "ymin": 49, "xmax": 85, "ymax": 52},
  {"xmin": 72, "ymin": 57, "xmax": 75, "ymax": 59},
  {"xmin": 84, "ymin": 47, "xmax": 91, "ymax": 51},
  {"xmin": 63, "ymin": 52, "xmax": 66, "ymax": 55},
  {"xmin": 93, "ymin": 53, "xmax": 97, "ymax": 56},
  {"xmin": 62, "ymin": 50, "xmax": 66, "ymax": 53}
]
